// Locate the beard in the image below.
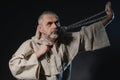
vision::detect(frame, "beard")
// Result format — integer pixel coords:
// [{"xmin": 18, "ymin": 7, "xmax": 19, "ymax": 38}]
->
[
  {"xmin": 42, "ymin": 29, "xmax": 59, "ymax": 41},
  {"xmin": 48, "ymin": 33, "xmax": 59, "ymax": 41}
]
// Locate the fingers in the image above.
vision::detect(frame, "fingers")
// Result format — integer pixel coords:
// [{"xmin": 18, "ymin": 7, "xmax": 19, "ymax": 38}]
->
[
  {"xmin": 107, "ymin": 1, "xmax": 111, "ymax": 6},
  {"xmin": 105, "ymin": 1, "xmax": 111, "ymax": 12},
  {"xmin": 104, "ymin": 1, "xmax": 114, "ymax": 21}
]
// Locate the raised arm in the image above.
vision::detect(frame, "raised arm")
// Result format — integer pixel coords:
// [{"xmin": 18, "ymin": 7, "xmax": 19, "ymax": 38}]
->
[{"xmin": 101, "ymin": 1, "xmax": 114, "ymax": 27}]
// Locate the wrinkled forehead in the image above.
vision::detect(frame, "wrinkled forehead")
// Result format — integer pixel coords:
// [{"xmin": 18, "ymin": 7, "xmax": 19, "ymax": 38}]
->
[{"xmin": 40, "ymin": 14, "xmax": 59, "ymax": 25}]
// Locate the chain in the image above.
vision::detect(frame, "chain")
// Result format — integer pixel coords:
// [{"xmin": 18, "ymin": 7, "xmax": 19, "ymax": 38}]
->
[
  {"xmin": 67, "ymin": 15, "xmax": 107, "ymax": 30},
  {"xmin": 45, "ymin": 53, "xmax": 50, "ymax": 63},
  {"xmin": 62, "ymin": 10, "xmax": 107, "ymax": 31}
]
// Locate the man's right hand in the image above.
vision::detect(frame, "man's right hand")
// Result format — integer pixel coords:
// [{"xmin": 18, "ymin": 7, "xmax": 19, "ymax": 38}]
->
[{"xmin": 36, "ymin": 44, "xmax": 49, "ymax": 58}]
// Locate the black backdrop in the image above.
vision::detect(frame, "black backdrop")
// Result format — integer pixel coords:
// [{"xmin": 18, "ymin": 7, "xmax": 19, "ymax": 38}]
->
[{"xmin": 1, "ymin": 0, "xmax": 120, "ymax": 80}]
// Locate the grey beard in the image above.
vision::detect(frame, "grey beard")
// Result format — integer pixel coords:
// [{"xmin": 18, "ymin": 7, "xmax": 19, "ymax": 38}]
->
[
  {"xmin": 48, "ymin": 34, "xmax": 58, "ymax": 41},
  {"xmin": 41, "ymin": 29, "xmax": 59, "ymax": 41}
]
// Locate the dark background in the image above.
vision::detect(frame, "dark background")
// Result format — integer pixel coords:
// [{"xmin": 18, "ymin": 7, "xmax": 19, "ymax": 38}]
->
[{"xmin": 1, "ymin": 0, "xmax": 120, "ymax": 80}]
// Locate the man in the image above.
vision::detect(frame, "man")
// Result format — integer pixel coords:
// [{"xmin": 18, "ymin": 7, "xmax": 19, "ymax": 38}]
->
[{"xmin": 9, "ymin": 1, "xmax": 114, "ymax": 80}]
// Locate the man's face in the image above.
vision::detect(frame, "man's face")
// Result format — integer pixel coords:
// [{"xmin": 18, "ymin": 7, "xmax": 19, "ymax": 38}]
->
[{"xmin": 39, "ymin": 14, "xmax": 60, "ymax": 41}]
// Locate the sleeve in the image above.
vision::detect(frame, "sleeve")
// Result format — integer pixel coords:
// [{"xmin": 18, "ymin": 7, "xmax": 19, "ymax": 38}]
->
[
  {"xmin": 65, "ymin": 21, "xmax": 110, "ymax": 61},
  {"xmin": 80, "ymin": 21, "xmax": 110, "ymax": 51},
  {"xmin": 8, "ymin": 40, "xmax": 40, "ymax": 80}
]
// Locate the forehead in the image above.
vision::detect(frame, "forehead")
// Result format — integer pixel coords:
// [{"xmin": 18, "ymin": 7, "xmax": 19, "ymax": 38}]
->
[{"xmin": 42, "ymin": 14, "xmax": 58, "ymax": 22}]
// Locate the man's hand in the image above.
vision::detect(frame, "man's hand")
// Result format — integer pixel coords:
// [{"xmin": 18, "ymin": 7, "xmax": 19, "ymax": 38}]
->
[
  {"xmin": 36, "ymin": 44, "xmax": 50, "ymax": 58},
  {"xmin": 105, "ymin": 1, "xmax": 114, "ymax": 20}
]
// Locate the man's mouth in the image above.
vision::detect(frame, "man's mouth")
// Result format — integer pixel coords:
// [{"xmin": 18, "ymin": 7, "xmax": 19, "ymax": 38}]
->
[{"xmin": 51, "ymin": 29, "xmax": 58, "ymax": 34}]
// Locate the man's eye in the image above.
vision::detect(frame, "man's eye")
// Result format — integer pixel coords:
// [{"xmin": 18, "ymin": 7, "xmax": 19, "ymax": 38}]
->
[{"xmin": 48, "ymin": 22, "xmax": 52, "ymax": 25}]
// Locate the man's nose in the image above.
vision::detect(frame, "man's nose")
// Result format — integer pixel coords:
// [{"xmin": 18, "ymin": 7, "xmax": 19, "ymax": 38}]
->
[{"xmin": 52, "ymin": 23, "xmax": 58, "ymax": 29}]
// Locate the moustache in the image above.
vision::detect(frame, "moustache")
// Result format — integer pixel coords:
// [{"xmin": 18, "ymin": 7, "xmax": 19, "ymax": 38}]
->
[
  {"xmin": 41, "ymin": 29, "xmax": 59, "ymax": 37},
  {"xmin": 51, "ymin": 29, "xmax": 59, "ymax": 34}
]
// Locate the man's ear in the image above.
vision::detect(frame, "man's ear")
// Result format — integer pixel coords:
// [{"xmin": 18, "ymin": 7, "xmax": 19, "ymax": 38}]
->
[{"xmin": 37, "ymin": 25, "xmax": 42, "ymax": 32}]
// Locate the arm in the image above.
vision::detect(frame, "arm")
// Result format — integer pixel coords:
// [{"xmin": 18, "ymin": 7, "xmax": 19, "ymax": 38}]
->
[
  {"xmin": 9, "ymin": 40, "xmax": 40, "ymax": 79},
  {"xmin": 101, "ymin": 1, "xmax": 114, "ymax": 27}
]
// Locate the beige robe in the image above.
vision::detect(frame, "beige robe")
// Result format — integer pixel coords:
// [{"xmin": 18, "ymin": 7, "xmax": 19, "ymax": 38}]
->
[{"xmin": 9, "ymin": 21, "xmax": 110, "ymax": 80}]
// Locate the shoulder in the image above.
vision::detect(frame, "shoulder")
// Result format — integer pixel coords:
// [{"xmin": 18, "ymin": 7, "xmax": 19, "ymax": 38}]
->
[
  {"xmin": 20, "ymin": 39, "xmax": 32, "ymax": 46},
  {"xmin": 17, "ymin": 39, "xmax": 33, "ymax": 51}
]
